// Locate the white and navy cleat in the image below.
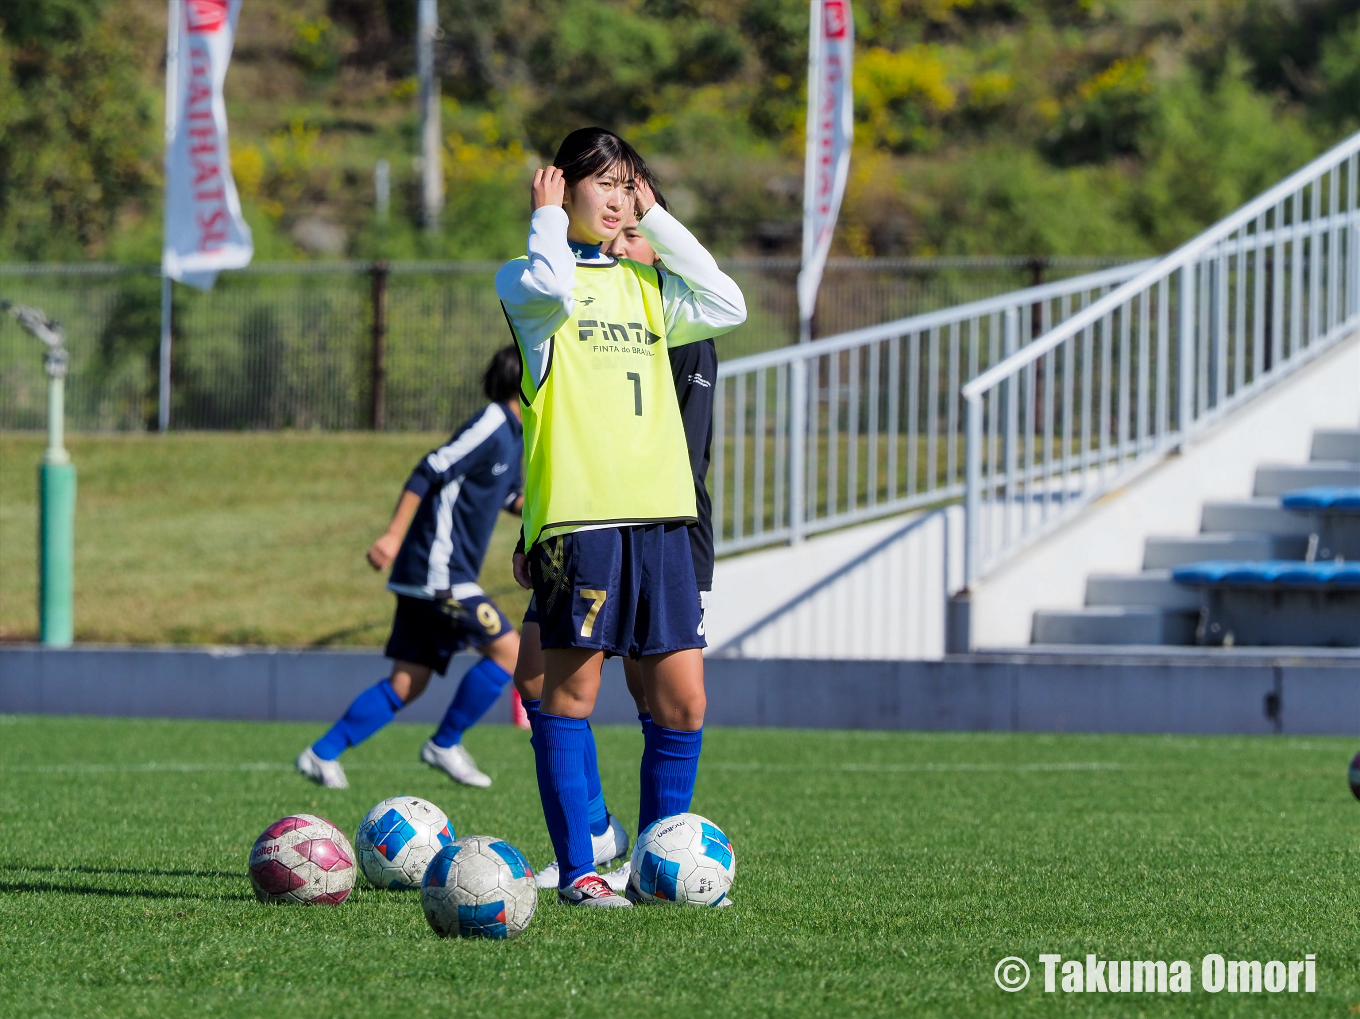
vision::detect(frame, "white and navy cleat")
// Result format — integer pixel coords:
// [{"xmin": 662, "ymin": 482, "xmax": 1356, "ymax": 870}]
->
[
  {"xmin": 558, "ymin": 873, "xmax": 632, "ymax": 908},
  {"xmin": 295, "ymin": 746, "xmax": 348, "ymax": 789},
  {"xmin": 420, "ymin": 739, "xmax": 492, "ymax": 788},
  {"xmin": 535, "ymin": 813, "xmax": 631, "ymax": 889}
]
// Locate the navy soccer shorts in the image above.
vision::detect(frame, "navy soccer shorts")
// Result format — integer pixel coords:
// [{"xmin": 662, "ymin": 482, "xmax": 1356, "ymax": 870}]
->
[
  {"xmin": 529, "ymin": 522, "xmax": 704, "ymax": 658},
  {"xmin": 384, "ymin": 592, "xmax": 513, "ymax": 675}
]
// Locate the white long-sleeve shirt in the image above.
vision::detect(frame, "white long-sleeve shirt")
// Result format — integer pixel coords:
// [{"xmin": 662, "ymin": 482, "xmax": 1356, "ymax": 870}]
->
[{"xmin": 495, "ymin": 205, "xmax": 747, "ymax": 388}]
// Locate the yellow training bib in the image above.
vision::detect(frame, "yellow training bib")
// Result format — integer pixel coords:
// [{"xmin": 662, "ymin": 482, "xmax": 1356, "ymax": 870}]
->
[{"xmin": 508, "ymin": 257, "xmax": 697, "ymax": 548}]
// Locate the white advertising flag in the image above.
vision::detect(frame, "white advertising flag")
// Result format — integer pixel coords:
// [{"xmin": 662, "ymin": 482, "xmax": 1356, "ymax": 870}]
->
[
  {"xmin": 797, "ymin": 0, "xmax": 854, "ymax": 336},
  {"xmin": 162, "ymin": 0, "xmax": 252, "ymax": 291}
]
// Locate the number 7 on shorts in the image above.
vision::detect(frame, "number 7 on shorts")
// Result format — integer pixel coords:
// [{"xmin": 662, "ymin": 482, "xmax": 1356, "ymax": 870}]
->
[{"xmin": 579, "ymin": 589, "xmax": 607, "ymax": 638}]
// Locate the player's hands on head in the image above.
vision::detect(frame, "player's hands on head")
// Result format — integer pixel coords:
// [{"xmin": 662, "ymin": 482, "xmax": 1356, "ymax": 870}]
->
[
  {"xmin": 512, "ymin": 552, "xmax": 533, "ymax": 590},
  {"xmin": 634, "ymin": 177, "xmax": 656, "ymax": 220},
  {"xmin": 366, "ymin": 533, "xmax": 402, "ymax": 571},
  {"xmin": 531, "ymin": 167, "xmax": 566, "ymax": 212}
]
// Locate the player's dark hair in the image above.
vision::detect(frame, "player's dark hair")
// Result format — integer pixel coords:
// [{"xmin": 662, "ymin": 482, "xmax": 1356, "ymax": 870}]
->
[
  {"xmin": 553, "ymin": 127, "xmax": 656, "ymax": 193},
  {"xmin": 483, "ymin": 344, "xmax": 522, "ymax": 403}
]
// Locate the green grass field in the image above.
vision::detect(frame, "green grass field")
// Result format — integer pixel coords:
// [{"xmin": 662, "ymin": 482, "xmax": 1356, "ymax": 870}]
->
[
  {"xmin": 0, "ymin": 432, "xmax": 530, "ymax": 645},
  {"xmin": 2, "ymin": 716, "xmax": 1358, "ymax": 1017}
]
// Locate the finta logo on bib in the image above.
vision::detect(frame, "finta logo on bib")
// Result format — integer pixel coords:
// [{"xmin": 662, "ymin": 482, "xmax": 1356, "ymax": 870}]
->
[{"xmin": 577, "ymin": 320, "xmax": 660, "ymax": 353}]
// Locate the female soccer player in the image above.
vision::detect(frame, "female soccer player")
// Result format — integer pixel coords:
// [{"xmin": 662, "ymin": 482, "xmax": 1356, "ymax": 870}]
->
[
  {"xmin": 295, "ymin": 347, "xmax": 525, "ymax": 790},
  {"xmin": 496, "ymin": 128, "xmax": 744, "ymax": 906},
  {"xmin": 513, "ymin": 195, "xmax": 720, "ymax": 893}
]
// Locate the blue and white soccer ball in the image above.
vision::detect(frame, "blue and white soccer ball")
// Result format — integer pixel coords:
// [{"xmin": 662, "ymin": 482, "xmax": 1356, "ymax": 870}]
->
[
  {"xmin": 355, "ymin": 796, "xmax": 455, "ymax": 890},
  {"xmin": 421, "ymin": 835, "xmax": 537, "ymax": 939},
  {"xmin": 628, "ymin": 813, "xmax": 735, "ymax": 906}
]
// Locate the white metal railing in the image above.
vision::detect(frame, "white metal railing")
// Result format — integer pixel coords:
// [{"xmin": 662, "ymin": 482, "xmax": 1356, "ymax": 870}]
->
[
  {"xmin": 711, "ymin": 262, "xmax": 1151, "ymax": 555},
  {"xmin": 962, "ymin": 130, "xmax": 1360, "ymax": 585}
]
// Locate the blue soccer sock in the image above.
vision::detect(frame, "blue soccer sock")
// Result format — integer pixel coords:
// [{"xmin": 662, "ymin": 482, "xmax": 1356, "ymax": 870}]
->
[
  {"xmin": 583, "ymin": 723, "xmax": 610, "ymax": 838},
  {"xmin": 431, "ymin": 657, "xmax": 512, "ymax": 748},
  {"xmin": 638, "ymin": 724, "xmax": 702, "ymax": 835},
  {"xmin": 533, "ymin": 713, "xmax": 596, "ymax": 888},
  {"xmin": 638, "ymin": 711, "xmax": 653, "ymax": 734},
  {"xmin": 312, "ymin": 678, "xmax": 404, "ymax": 760},
  {"xmin": 524, "ymin": 698, "xmax": 542, "ymax": 742}
]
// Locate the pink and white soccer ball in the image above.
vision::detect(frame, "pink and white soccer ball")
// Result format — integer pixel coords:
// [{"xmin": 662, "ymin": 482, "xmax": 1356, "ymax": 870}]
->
[
  {"xmin": 355, "ymin": 795, "xmax": 455, "ymax": 890},
  {"xmin": 627, "ymin": 813, "xmax": 735, "ymax": 907},
  {"xmin": 248, "ymin": 814, "xmax": 357, "ymax": 905}
]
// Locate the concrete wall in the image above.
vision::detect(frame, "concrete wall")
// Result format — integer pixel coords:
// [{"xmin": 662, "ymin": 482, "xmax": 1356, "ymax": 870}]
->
[
  {"xmin": 972, "ymin": 332, "xmax": 1360, "ymax": 647},
  {"xmin": 708, "ymin": 506, "xmax": 963, "ymax": 659},
  {"xmin": 3, "ymin": 645, "xmax": 1356, "ymax": 735}
]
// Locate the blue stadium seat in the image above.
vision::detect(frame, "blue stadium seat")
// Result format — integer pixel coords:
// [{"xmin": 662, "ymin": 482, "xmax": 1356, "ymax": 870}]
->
[
  {"xmin": 1280, "ymin": 486, "xmax": 1360, "ymax": 511},
  {"xmin": 1171, "ymin": 560, "xmax": 1360, "ymax": 647},
  {"xmin": 1173, "ymin": 560, "xmax": 1360, "ymax": 586},
  {"xmin": 1281, "ymin": 486, "xmax": 1360, "ymax": 561}
]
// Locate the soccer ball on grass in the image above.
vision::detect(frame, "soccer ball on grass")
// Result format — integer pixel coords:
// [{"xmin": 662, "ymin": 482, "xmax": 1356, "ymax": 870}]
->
[
  {"xmin": 356, "ymin": 795, "xmax": 455, "ymax": 890},
  {"xmin": 421, "ymin": 835, "xmax": 537, "ymax": 939},
  {"xmin": 248, "ymin": 814, "xmax": 356, "ymax": 905},
  {"xmin": 628, "ymin": 813, "xmax": 735, "ymax": 906}
]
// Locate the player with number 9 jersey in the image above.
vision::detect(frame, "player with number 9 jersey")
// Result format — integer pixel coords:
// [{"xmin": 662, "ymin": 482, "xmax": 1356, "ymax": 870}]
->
[{"xmin": 296, "ymin": 348, "xmax": 527, "ymax": 793}]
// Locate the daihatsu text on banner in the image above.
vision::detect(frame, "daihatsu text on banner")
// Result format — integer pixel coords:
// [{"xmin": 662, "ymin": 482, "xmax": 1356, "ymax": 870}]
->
[
  {"xmin": 797, "ymin": 0, "xmax": 854, "ymax": 334},
  {"xmin": 162, "ymin": 0, "xmax": 252, "ymax": 291}
]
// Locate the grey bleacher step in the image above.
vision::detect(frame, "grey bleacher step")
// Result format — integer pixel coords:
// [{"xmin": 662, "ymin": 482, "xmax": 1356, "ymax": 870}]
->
[
  {"xmin": 1200, "ymin": 498, "xmax": 1316, "ymax": 536},
  {"xmin": 1085, "ymin": 570, "xmax": 1203, "ymax": 610},
  {"xmin": 1310, "ymin": 428, "xmax": 1360, "ymax": 463},
  {"xmin": 1142, "ymin": 532, "xmax": 1309, "ymax": 569},
  {"xmin": 1253, "ymin": 462, "xmax": 1360, "ymax": 497},
  {"xmin": 1032, "ymin": 607, "xmax": 1199, "ymax": 646}
]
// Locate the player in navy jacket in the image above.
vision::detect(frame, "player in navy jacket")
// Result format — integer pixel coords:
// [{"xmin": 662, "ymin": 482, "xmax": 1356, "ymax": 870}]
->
[{"xmin": 297, "ymin": 346, "xmax": 525, "ymax": 790}]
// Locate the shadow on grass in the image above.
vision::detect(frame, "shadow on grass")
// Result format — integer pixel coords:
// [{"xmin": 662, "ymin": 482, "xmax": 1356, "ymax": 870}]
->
[
  {"xmin": 0, "ymin": 878, "xmax": 252, "ymax": 901},
  {"xmin": 2, "ymin": 862, "xmax": 240, "ymax": 880}
]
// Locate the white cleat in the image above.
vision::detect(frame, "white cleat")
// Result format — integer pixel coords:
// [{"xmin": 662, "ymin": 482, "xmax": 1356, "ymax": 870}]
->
[
  {"xmin": 602, "ymin": 860, "xmax": 631, "ymax": 894},
  {"xmin": 596, "ymin": 813, "xmax": 629, "ymax": 867},
  {"xmin": 420, "ymin": 739, "xmax": 492, "ymax": 788},
  {"xmin": 558, "ymin": 873, "xmax": 632, "ymax": 908},
  {"xmin": 295, "ymin": 747, "xmax": 348, "ymax": 789},
  {"xmin": 535, "ymin": 814, "xmax": 631, "ymax": 889}
]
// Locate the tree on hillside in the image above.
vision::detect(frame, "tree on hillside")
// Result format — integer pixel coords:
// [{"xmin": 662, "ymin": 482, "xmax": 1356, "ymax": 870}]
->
[
  {"xmin": 0, "ymin": 0, "xmax": 159, "ymax": 260},
  {"xmin": 0, "ymin": 0, "xmax": 1348, "ymax": 261}
]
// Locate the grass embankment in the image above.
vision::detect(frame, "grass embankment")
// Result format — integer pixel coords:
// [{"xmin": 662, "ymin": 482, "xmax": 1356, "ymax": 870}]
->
[
  {"xmin": 1, "ymin": 719, "xmax": 1357, "ymax": 1017},
  {"xmin": 0, "ymin": 431, "xmax": 529, "ymax": 645}
]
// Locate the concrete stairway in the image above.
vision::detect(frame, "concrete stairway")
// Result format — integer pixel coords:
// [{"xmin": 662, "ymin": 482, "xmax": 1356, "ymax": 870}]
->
[{"xmin": 1031, "ymin": 427, "xmax": 1360, "ymax": 645}]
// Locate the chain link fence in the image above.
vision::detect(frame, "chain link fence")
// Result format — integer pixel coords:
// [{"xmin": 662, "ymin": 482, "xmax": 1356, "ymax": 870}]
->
[{"xmin": 0, "ymin": 258, "xmax": 1134, "ymax": 432}]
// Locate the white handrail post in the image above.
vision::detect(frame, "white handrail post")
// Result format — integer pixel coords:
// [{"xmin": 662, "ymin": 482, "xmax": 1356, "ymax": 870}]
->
[
  {"xmin": 1002, "ymin": 306, "xmax": 1019, "ymax": 536},
  {"xmin": 963, "ymin": 393, "xmax": 982, "ymax": 585},
  {"xmin": 789, "ymin": 356, "xmax": 808, "ymax": 544},
  {"xmin": 1177, "ymin": 263, "xmax": 1195, "ymax": 444}
]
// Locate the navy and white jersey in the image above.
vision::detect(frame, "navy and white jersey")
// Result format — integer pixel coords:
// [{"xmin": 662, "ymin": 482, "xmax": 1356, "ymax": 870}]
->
[{"xmin": 388, "ymin": 403, "xmax": 523, "ymax": 600}]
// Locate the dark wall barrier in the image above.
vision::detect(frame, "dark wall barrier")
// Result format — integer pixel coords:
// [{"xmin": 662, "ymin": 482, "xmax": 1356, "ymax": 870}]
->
[{"xmin": 2, "ymin": 645, "xmax": 1356, "ymax": 735}]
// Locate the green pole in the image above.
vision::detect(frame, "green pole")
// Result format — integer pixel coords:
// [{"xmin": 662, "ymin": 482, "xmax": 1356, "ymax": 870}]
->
[
  {"xmin": 40, "ymin": 370, "xmax": 74, "ymax": 646},
  {"xmin": 40, "ymin": 470, "xmax": 75, "ymax": 646},
  {"xmin": 3, "ymin": 300, "xmax": 74, "ymax": 646}
]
